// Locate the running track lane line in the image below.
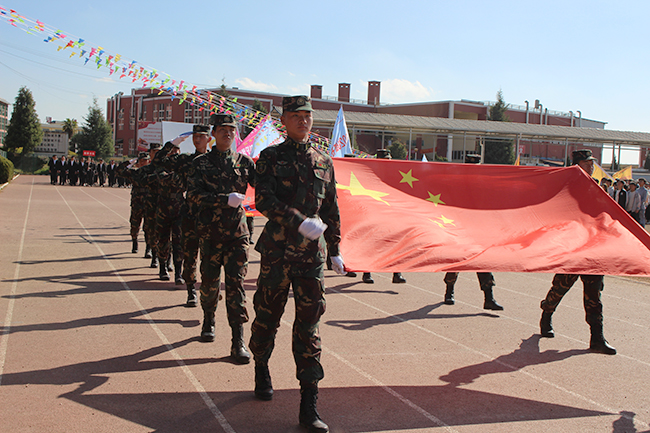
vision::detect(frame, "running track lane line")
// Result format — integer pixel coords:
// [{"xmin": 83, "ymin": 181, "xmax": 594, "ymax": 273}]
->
[
  {"xmin": 0, "ymin": 177, "xmax": 34, "ymax": 387},
  {"xmin": 55, "ymin": 186, "xmax": 236, "ymax": 433}
]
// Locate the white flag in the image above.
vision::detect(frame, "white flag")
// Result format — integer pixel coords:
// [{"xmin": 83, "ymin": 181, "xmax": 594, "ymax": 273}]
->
[
  {"xmin": 422, "ymin": 154, "xmax": 428, "ymax": 162},
  {"xmin": 329, "ymin": 106, "xmax": 353, "ymax": 158}
]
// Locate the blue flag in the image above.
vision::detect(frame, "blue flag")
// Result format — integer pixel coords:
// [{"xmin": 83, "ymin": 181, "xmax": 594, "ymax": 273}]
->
[{"xmin": 329, "ymin": 106, "xmax": 353, "ymax": 158}]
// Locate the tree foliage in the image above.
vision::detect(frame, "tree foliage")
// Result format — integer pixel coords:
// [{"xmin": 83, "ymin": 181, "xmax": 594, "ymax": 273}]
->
[
  {"xmin": 484, "ymin": 90, "xmax": 515, "ymax": 165},
  {"xmin": 63, "ymin": 118, "xmax": 78, "ymax": 152},
  {"xmin": 75, "ymin": 99, "xmax": 114, "ymax": 159},
  {"xmin": 5, "ymin": 86, "xmax": 43, "ymax": 155},
  {"xmin": 388, "ymin": 140, "xmax": 408, "ymax": 160}
]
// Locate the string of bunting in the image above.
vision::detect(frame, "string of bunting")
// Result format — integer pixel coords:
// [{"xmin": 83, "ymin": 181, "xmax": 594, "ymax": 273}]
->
[{"xmin": 0, "ymin": 5, "xmax": 370, "ymax": 157}]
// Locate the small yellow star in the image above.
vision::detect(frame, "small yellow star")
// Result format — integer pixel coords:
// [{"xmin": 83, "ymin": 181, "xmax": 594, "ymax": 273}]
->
[
  {"xmin": 337, "ymin": 171, "xmax": 391, "ymax": 206},
  {"xmin": 425, "ymin": 192, "xmax": 445, "ymax": 206},
  {"xmin": 399, "ymin": 169, "xmax": 419, "ymax": 188},
  {"xmin": 438, "ymin": 215, "xmax": 455, "ymax": 226}
]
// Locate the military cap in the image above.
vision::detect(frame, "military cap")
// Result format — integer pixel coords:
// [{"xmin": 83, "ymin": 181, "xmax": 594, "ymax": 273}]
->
[
  {"xmin": 375, "ymin": 148, "xmax": 392, "ymax": 159},
  {"xmin": 193, "ymin": 124, "xmax": 210, "ymax": 135},
  {"xmin": 572, "ymin": 149, "xmax": 597, "ymax": 165},
  {"xmin": 209, "ymin": 113, "xmax": 237, "ymax": 128},
  {"xmin": 149, "ymin": 142, "xmax": 162, "ymax": 151},
  {"xmin": 282, "ymin": 95, "xmax": 313, "ymax": 112},
  {"xmin": 138, "ymin": 152, "xmax": 150, "ymax": 160}
]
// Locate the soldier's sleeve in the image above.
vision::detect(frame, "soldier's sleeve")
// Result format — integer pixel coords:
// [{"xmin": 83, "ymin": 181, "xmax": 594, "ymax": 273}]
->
[
  {"xmin": 320, "ymin": 163, "xmax": 342, "ymax": 257},
  {"xmin": 254, "ymin": 148, "xmax": 305, "ymax": 230}
]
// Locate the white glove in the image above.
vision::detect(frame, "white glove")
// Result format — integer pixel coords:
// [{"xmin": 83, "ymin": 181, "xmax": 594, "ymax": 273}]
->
[
  {"xmin": 330, "ymin": 255, "xmax": 345, "ymax": 275},
  {"xmin": 298, "ymin": 217, "xmax": 328, "ymax": 240},
  {"xmin": 227, "ymin": 192, "xmax": 245, "ymax": 208}
]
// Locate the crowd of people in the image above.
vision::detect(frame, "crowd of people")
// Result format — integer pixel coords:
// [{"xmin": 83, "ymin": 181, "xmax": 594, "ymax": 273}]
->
[
  {"xmin": 600, "ymin": 176, "xmax": 649, "ymax": 225},
  {"xmin": 48, "ymin": 155, "xmax": 124, "ymax": 187},
  {"xmin": 100, "ymin": 97, "xmax": 625, "ymax": 433}
]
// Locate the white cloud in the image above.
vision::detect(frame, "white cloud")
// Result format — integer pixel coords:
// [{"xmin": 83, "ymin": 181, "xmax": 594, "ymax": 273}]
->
[
  {"xmin": 379, "ymin": 79, "xmax": 434, "ymax": 104},
  {"xmin": 234, "ymin": 77, "xmax": 279, "ymax": 92}
]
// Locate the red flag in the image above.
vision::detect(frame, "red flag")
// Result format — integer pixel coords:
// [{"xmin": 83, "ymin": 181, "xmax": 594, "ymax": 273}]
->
[{"xmin": 334, "ymin": 158, "xmax": 650, "ymax": 276}]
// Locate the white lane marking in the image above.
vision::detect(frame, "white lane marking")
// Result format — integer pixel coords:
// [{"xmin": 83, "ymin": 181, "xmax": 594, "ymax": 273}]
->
[
  {"xmin": 56, "ymin": 187, "xmax": 235, "ymax": 433},
  {"xmin": 326, "ymin": 284, "xmax": 650, "ymax": 429},
  {"xmin": 0, "ymin": 178, "xmax": 34, "ymax": 387},
  {"xmin": 78, "ymin": 187, "xmax": 130, "ymax": 222}
]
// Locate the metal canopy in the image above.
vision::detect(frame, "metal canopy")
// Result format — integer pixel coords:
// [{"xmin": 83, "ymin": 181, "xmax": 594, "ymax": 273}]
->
[{"xmin": 312, "ymin": 110, "xmax": 650, "ymax": 146}]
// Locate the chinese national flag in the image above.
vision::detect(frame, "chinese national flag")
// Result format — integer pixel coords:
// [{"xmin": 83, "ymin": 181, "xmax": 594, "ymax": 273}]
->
[{"xmin": 334, "ymin": 158, "xmax": 650, "ymax": 276}]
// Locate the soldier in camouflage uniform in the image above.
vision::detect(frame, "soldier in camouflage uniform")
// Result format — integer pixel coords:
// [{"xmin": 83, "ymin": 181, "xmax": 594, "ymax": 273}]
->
[
  {"xmin": 172, "ymin": 124, "xmax": 211, "ymax": 307},
  {"xmin": 539, "ymin": 149, "xmax": 616, "ymax": 355},
  {"xmin": 442, "ymin": 272, "xmax": 503, "ymax": 310},
  {"xmin": 186, "ymin": 114, "xmax": 255, "ymax": 364},
  {"xmin": 116, "ymin": 152, "xmax": 151, "ymax": 254},
  {"xmin": 249, "ymin": 96, "xmax": 345, "ymax": 433},
  {"xmin": 152, "ymin": 142, "xmax": 184, "ymax": 282},
  {"xmin": 141, "ymin": 142, "xmax": 163, "ymax": 268}
]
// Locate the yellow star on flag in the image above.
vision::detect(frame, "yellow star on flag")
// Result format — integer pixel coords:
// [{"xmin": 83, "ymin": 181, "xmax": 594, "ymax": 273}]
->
[
  {"xmin": 426, "ymin": 192, "xmax": 445, "ymax": 206},
  {"xmin": 429, "ymin": 215, "xmax": 455, "ymax": 228},
  {"xmin": 337, "ymin": 172, "xmax": 391, "ymax": 206},
  {"xmin": 399, "ymin": 169, "xmax": 419, "ymax": 188}
]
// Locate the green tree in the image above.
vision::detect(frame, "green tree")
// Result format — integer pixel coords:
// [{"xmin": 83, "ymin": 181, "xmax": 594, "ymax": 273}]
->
[
  {"xmin": 63, "ymin": 118, "xmax": 78, "ymax": 152},
  {"xmin": 388, "ymin": 139, "xmax": 408, "ymax": 160},
  {"xmin": 484, "ymin": 90, "xmax": 515, "ymax": 165},
  {"xmin": 5, "ymin": 86, "xmax": 43, "ymax": 155},
  {"xmin": 75, "ymin": 99, "xmax": 114, "ymax": 159}
]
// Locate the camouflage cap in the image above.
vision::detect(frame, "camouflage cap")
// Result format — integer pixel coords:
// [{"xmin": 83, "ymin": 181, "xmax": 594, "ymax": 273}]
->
[
  {"xmin": 375, "ymin": 148, "xmax": 392, "ymax": 159},
  {"xmin": 572, "ymin": 149, "xmax": 597, "ymax": 165},
  {"xmin": 138, "ymin": 152, "xmax": 150, "ymax": 160},
  {"xmin": 282, "ymin": 95, "xmax": 313, "ymax": 112},
  {"xmin": 209, "ymin": 113, "xmax": 237, "ymax": 128},
  {"xmin": 149, "ymin": 142, "xmax": 162, "ymax": 151},
  {"xmin": 193, "ymin": 124, "xmax": 210, "ymax": 135}
]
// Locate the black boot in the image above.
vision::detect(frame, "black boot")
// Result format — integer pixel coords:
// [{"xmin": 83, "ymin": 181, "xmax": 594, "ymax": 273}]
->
[
  {"xmin": 201, "ymin": 310, "xmax": 215, "ymax": 342},
  {"xmin": 230, "ymin": 325, "xmax": 251, "ymax": 364},
  {"xmin": 174, "ymin": 260, "xmax": 185, "ymax": 285},
  {"xmin": 483, "ymin": 287, "xmax": 504, "ymax": 310},
  {"xmin": 392, "ymin": 272, "xmax": 406, "ymax": 284},
  {"xmin": 345, "ymin": 271, "xmax": 357, "ymax": 277},
  {"xmin": 185, "ymin": 284, "xmax": 197, "ymax": 307},
  {"xmin": 299, "ymin": 386, "xmax": 329, "ymax": 433},
  {"xmin": 144, "ymin": 244, "xmax": 152, "ymax": 259},
  {"xmin": 444, "ymin": 284, "xmax": 455, "ymax": 305},
  {"xmin": 588, "ymin": 316, "xmax": 616, "ymax": 355},
  {"xmin": 131, "ymin": 238, "xmax": 138, "ymax": 254},
  {"xmin": 159, "ymin": 257, "xmax": 170, "ymax": 281},
  {"xmin": 362, "ymin": 273, "xmax": 374, "ymax": 284},
  {"xmin": 540, "ymin": 311, "xmax": 554, "ymax": 338},
  {"xmin": 149, "ymin": 248, "xmax": 158, "ymax": 268},
  {"xmin": 254, "ymin": 363, "xmax": 274, "ymax": 400},
  {"xmin": 166, "ymin": 255, "xmax": 173, "ymax": 272}
]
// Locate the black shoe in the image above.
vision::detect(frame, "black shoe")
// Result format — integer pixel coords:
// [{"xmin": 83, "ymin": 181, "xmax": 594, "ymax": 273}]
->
[
  {"xmin": 345, "ymin": 271, "xmax": 357, "ymax": 277},
  {"xmin": 230, "ymin": 325, "xmax": 251, "ymax": 364},
  {"xmin": 362, "ymin": 273, "xmax": 374, "ymax": 284},
  {"xmin": 185, "ymin": 284, "xmax": 198, "ymax": 307},
  {"xmin": 299, "ymin": 387, "xmax": 329, "ymax": 433},
  {"xmin": 444, "ymin": 285, "xmax": 455, "ymax": 305},
  {"xmin": 131, "ymin": 239, "xmax": 138, "ymax": 253},
  {"xmin": 484, "ymin": 299, "xmax": 504, "ymax": 311},
  {"xmin": 159, "ymin": 259, "xmax": 170, "ymax": 281},
  {"xmin": 589, "ymin": 337, "xmax": 617, "ymax": 355},
  {"xmin": 174, "ymin": 261, "xmax": 185, "ymax": 285},
  {"xmin": 150, "ymin": 255, "xmax": 159, "ymax": 269},
  {"xmin": 144, "ymin": 245, "xmax": 152, "ymax": 259},
  {"xmin": 166, "ymin": 256, "xmax": 173, "ymax": 272},
  {"xmin": 254, "ymin": 363, "xmax": 274, "ymax": 400},
  {"xmin": 540, "ymin": 312, "xmax": 554, "ymax": 338},
  {"xmin": 392, "ymin": 273, "xmax": 406, "ymax": 284},
  {"xmin": 201, "ymin": 311, "xmax": 215, "ymax": 342}
]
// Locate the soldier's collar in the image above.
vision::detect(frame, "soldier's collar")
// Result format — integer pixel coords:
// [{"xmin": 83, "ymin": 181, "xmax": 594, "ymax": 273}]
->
[
  {"xmin": 211, "ymin": 147, "xmax": 232, "ymax": 158},
  {"xmin": 284, "ymin": 137, "xmax": 311, "ymax": 151}
]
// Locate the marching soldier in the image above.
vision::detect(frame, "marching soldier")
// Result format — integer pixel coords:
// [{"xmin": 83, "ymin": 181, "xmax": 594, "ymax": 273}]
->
[
  {"xmin": 186, "ymin": 114, "xmax": 255, "ymax": 364},
  {"xmin": 116, "ymin": 152, "xmax": 151, "ymax": 253},
  {"xmin": 249, "ymin": 96, "xmax": 345, "ymax": 432}
]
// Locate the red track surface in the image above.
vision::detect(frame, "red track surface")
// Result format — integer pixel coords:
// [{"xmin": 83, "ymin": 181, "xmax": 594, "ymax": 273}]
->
[{"xmin": 1, "ymin": 175, "xmax": 649, "ymax": 432}]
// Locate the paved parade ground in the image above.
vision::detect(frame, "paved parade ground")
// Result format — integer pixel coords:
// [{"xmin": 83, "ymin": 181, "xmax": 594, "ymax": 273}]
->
[{"xmin": 1, "ymin": 174, "xmax": 649, "ymax": 433}]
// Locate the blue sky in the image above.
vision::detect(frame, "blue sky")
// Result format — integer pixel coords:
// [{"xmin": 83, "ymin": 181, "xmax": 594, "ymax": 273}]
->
[{"xmin": 1, "ymin": 1, "xmax": 648, "ymax": 163}]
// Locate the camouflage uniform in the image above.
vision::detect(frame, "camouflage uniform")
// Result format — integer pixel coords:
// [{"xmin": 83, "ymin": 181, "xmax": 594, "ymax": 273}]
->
[
  {"xmin": 187, "ymin": 148, "xmax": 255, "ymax": 325},
  {"xmin": 117, "ymin": 161, "xmax": 149, "ymax": 245},
  {"xmin": 539, "ymin": 149, "xmax": 615, "ymax": 355},
  {"xmin": 249, "ymin": 136, "xmax": 342, "ymax": 386}
]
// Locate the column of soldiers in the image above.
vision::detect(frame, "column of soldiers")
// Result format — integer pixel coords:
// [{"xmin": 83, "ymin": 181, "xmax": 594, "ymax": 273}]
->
[
  {"xmin": 121, "ymin": 98, "xmax": 617, "ymax": 433},
  {"xmin": 48, "ymin": 155, "xmax": 128, "ymax": 187}
]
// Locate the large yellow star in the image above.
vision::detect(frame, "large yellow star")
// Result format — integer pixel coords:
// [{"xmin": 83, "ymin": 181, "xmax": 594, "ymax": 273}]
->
[
  {"xmin": 399, "ymin": 169, "xmax": 419, "ymax": 188},
  {"xmin": 425, "ymin": 192, "xmax": 445, "ymax": 206},
  {"xmin": 337, "ymin": 172, "xmax": 390, "ymax": 206}
]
